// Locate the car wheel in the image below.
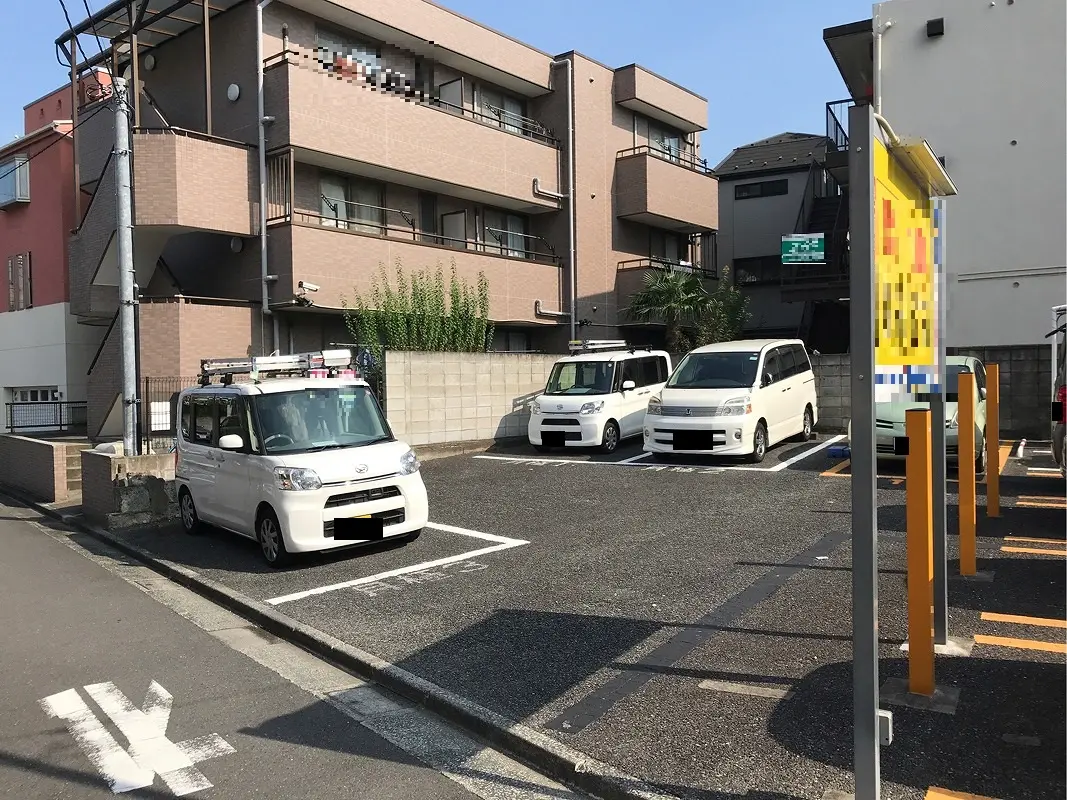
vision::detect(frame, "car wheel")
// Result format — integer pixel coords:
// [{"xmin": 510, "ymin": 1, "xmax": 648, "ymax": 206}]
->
[
  {"xmin": 747, "ymin": 422, "xmax": 768, "ymax": 464},
  {"xmin": 257, "ymin": 508, "xmax": 292, "ymax": 568},
  {"xmin": 793, "ymin": 407, "xmax": 814, "ymax": 442},
  {"xmin": 178, "ymin": 487, "xmax": 201, "ymax": 535},
  {"xmin": 600, "ymin": 420, "xmax": 620, "ymax": 454}
]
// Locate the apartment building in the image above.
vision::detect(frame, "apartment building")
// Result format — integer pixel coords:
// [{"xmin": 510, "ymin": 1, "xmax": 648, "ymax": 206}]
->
[
  {"xmin": 0, "ymin": 76, "xmax": 111, "ymax": 435},
  {"xmin": 824, "ymin": 0, "xmax": 1067, "ymax": 350},
  {"xmin": 59, "ymin": 0, "xmax": 718, "ymax": 441}
]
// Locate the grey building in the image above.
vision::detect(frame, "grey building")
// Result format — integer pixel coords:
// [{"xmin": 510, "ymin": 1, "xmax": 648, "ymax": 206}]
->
[{"xmin": 714, "ymin": 132, "xmax": 850, "ymax": 352}]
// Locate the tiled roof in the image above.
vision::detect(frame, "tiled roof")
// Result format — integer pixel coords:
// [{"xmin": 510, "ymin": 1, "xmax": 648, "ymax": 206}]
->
[{"xmin": 713, "ymin": 132, "xmax": 829, "ymax": 178}]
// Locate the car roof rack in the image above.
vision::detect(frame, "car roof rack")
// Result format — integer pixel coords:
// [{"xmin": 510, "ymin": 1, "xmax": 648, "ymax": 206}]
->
[
  {"xmin": 567, "ymin": 339, "xmax": 653, "ymax": 354},
  {"xmin": 198, "ymin": 349, "xmax": 355, "ymax": 386}
]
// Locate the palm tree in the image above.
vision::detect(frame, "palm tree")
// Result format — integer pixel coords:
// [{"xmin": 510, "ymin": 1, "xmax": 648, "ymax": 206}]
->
[{"xmin": 625, "ymin": 270, "xmax": 709, "ymax": 352}]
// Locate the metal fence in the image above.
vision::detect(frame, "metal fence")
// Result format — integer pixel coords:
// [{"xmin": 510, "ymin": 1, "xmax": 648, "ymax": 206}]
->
[{"xmin": 6, "ymin": 401, "xmax": 88, "ymax": 434}]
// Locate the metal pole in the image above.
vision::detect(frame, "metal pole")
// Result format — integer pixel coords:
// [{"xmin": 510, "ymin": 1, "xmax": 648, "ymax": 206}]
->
[
  {"xmin": 203, "ymin": 0, "xmax": 212, "ymax": 135},
  {"xmin": 849, "ymin": 103, "xmax": 880, "ymax": 799},
  {"xmin": 931, "ymin": 198, "xmax": 948, "ymax": 644},
  {"xmin": 114, "ymin": 76, "xmax": 138, "ymax": 454}
]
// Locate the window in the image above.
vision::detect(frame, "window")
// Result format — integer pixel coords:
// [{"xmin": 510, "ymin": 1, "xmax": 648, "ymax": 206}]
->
[
  {"xmin": 319, "ymin": 174, "xmax": 384, "ymax": 234},
  {"xmin": 436, "ymin": 78, "xmax": 463, "ymax": 113},
  {"xmin": 0, "ymin": 156, "xmax": 30, "ymax": 208},
  {"xmin": 733, "ymin": 255, "xmax": 781, "ymax": 285},
  {"xmin": 419, "ymin": 193, "xmax": 438, "ymax": 244},
  {"xmin": 667, "ymin": 351, "xmax": 761, "ymax": 389},
  {"xmin": 545, "ymin": 361, "xmax": 615, "ymax": 395},
  {"xmin": 775, "ymin": 346, "xmax": 796, "ymax": 379},
  {"xmin": 506, "ymin": 331, "xmax": 530, "ymax": 352},
  {"xmin": 440, "ymin": 210, "xmax": 467, "ymax": 249},
  {"xmin": 191, "ymin": 395, "xmax": 215, "ymax": 445},
  {"xmin": 217, "ymin": 395, "xmax": 245, "ymax": 445},
  {"xmin": 315, "ymin": 29, "xmax": 381, "ymax": 83},
  {"xmin": 631, "ymin": 356, "xmax": 668, "ymax": 388},
  {"xmin": 7, "ymin": 252, "xmax": 32, "ymax": 311},
  {"xmin": 251, "ymin": 386, "xmax": 391, "ymax": 454},
  {"xmin": 484, "ymin": 208, "xmax": 527, "ymax": 258},
  {"xmin": 762, "ymin": 351, "xmax": 781, "ymax": 385},
  {"xmin": 650, "ymin": 230, "xmax": 685, "ymax": 264},
  {"xmin": 791, "ymin": 344, "xmax": 812, "ymax": 375},
  {"xmin": 649, "ymin": 121, "xmax": 684, "ymax": 162},
  {"xmin": 477, "ymin": 84, "xmax": 524, "ymax": 134},
  {"xmin": 734, "ymin": 179, "xmax": 789, "ymax": 200},
  {"xmin": 12, "ymin": 386, "xmax": 58, "ymax": 403}
]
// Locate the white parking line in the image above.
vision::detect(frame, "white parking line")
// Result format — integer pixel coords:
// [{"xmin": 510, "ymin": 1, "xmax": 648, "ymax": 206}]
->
[
  {"xmin": 474, "ymin": 435, "xmax": 846, "ymax": 473},
  {"xmin": 265, "ymin": 523, "xmax": 529, "ymax": 606}
]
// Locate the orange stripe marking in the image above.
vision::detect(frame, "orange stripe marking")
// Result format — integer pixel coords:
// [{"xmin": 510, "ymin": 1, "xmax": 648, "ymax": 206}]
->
[
  {"xmin": 821, "ymin": 459, "xmax": 849, "ymax": 477},
  {"xmin": 1005, "ymin": 536, "xmax": 1066, "ymax": 545},
  {"xmin": 981, "ymin": 612, "xmax": 1067, "ymax": 629},
  {"xmin": 926, "ymin": 788, "xmax": 998, "ymax": 800},
  {"xmin": 974, "ymin": 634, "xmax": 1067, "ymax": 654},
  {"xmin": 1000, "ymin": 546, "xmax": 1067, "ymax": 557}
]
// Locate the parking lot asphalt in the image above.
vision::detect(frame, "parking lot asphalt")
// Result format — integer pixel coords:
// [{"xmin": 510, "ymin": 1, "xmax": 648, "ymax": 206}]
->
[{"xmin": 99, "ymin": 434, "xmax": 1065, "ymax": 800}]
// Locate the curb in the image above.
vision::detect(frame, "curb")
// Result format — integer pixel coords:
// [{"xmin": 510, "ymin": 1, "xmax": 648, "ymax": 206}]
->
[{"xmin": 5, "ymin": 488, "xmax": 680, "ymax": 800}]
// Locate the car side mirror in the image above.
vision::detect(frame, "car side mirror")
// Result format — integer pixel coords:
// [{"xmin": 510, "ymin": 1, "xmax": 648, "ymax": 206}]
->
[
  {"xmin": 621, "ymin": 380, "xmax": 636, "ymax": 392},
  {"xmin": 979, "ymin": 387, "xmax": 987, "ymax": 400},
  {"xmin": 763, "ymin": 371, "xmax": 774, "ymax": 387},
  {"xmin": 219, "ymin": 434, "xmax": 244, "ymax": 451}
]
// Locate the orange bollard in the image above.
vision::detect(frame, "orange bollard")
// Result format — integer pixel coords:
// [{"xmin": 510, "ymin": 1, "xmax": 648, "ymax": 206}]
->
[
  {"xmin": 906, "ymin": 408, "xmax": 935, "ymax": 696},
  {"xmin": 986, "ymin": 364, "xmax": 1001, "ymax": 517},
  {"xmin": 958, "ymin": 373, "xmax": 977, "ymax": 575}
]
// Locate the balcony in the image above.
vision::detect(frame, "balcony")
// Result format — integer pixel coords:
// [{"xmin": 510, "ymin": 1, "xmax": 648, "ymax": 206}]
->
[
  {"xmin": 267, "ymin": 206, "xmax": 564, "ymax": 324},
  {"xmin": 613, "ymin": 65, "xmax": 707, "ymax": 134},
  {"xmin": 823, "ymin": 99, "xmax": 854, "ymax": 187},
  {"xmin": 614, "ymin": 146, "xmax": 718, "ymax": 233},
  {"xmin": 616, "ymin": 257, "xmax": 716, "ymax": 309},
  {"xmin": 264, "ymin": 51, "xmax": 561, "ymax": 214}
]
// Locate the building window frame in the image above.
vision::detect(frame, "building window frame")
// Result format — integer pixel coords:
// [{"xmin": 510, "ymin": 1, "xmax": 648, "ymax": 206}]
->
[
  {"xmin": 734, "ymin": 178, "xmax": 789, "ymax": 200},
  {"xmin": 0, "ymin": 155, "xmax": 30, "ymax": 208},
  {"xmin": 733, "ymin": 255, "xmax": 782, "ymax": 286},
  {"xmin": 7, "ymin": 252, "xmax": 32, "ymax": 311}
]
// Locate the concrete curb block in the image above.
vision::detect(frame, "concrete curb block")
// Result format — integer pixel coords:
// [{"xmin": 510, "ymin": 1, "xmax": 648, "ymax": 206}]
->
[{"xmin": 8, "ymin": 489, "xmax": 680, "ymax": 800}]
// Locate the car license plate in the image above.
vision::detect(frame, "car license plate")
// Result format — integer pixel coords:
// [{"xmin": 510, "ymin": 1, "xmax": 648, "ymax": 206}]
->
[{"xmin": 334, "ymin": 515, "xmax": 384, "ymax": 540}]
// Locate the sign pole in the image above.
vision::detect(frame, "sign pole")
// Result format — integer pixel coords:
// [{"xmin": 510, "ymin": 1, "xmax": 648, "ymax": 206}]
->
[
  {"xmin": 849, "ymin": 103, "xmax": 881, "ymax": 800},
  {"xmin": 931, "ymin": 199, "xmax": 949, "ymax": 645}
]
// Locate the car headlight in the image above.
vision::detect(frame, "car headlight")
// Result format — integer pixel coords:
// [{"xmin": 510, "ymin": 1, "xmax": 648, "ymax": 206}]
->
[
  {"xmin": 580, "ymin": 401, "xmax": 605, "ymax": 415},
  {"xmin": 530, "ymin": 400, "xmax": 541, "ymax": 415},
  {"xmin": 274, "ymin": 466, "xmax": 322, "ymax": 491},
  {"xmin": 647, "ymin": 397, "xmax": 662, "ymax": 415},
  {"xmin": 399, "ymin": 448, "xmax": 421, "ymax": 475},
  {"xmin": 719, "ymin": 396, "xmax": 752, "ymax": 416}
]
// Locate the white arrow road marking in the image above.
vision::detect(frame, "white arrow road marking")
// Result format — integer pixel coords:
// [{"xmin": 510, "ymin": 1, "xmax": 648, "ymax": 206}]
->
[
  {"xmin": 39, "ymin": 689, "xmax": 155, "ymax": 794},
  {"xmin": 41, "ymin": 682, "xmax": 235, "ymax": 797}
]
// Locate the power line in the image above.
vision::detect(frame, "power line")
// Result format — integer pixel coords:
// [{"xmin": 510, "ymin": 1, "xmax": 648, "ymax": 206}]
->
[
  {"xmin": 80, "ymin": 0, "xmax": 116, "ymax": 80},
  {"xmin": 0, "ymin": 101, "xmax": 111, "ymax": 187}
]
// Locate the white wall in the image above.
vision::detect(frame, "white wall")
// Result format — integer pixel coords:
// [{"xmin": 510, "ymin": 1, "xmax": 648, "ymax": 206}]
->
[
  {"xmin": 716, "ymin": 170, "xmax": 810, "ymax": 269},
  {"xmin": 878, "ymin": 0, "xmax": 1067, "ymax": 347},
  {"xmin": 0, "ymin": 303, "xmax": 104, "ymax": 431}
]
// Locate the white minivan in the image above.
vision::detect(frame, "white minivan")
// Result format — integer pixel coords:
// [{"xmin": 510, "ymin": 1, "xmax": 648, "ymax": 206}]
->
[
  {"xmin": 175, "ymin": 350, "xmax": 428, "ymax": 567},
  {"xmin": 528, "ymin": 342, "xmax": 672, "ymax": 454},
  {"xmin": 642, "ymin": 339, "xmax": 818, "ymax": 462}
]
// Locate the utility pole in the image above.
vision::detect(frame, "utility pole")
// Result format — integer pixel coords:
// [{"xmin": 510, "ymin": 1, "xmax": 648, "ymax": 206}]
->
[{"xmin": 113, "ymin": 76, "xmax": 138, "ymax": 455}]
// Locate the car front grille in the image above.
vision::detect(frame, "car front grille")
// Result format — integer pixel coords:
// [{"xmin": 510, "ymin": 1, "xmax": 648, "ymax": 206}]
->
[{"xmin": 324, "ymin": 485, "xmax": 402, "ymax": 509}]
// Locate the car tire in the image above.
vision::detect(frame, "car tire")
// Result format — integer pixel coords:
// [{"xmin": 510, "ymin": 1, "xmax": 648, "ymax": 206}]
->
[
  {"xmin": 178, "ymin": 487, "xmax": 202, "ymax": 536},
  {"xmin": 600, "ymin": 420, "xmax": 621, "ymax": 454},
  {"xmin": 747, "ymin": 422, "xmax": 768, "ymax": 464},
  {"xmin": 793, "ymin": 407, "xmax": 814, "ymax": 442},
  {"xmin": 257, "ymin": 508, "xmax": 293, "ymax": 568}
]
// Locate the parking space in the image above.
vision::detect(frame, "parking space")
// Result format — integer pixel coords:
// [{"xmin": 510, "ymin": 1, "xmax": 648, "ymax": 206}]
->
[{"xmin": 98, "ymin": 431, "xmax": 1064, "ymax": 799}]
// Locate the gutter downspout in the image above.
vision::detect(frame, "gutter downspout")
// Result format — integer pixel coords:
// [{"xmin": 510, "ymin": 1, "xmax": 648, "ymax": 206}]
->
[
  {"xmin": 551, "ymin": 57, "xmax": 576, "ymax": 341},
  {"xmin": 256, "ymin": 0, "xmax": 275, "ymax": 354}
]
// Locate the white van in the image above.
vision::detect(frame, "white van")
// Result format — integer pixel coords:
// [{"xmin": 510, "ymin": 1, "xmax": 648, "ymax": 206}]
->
[
  {"xmin": 175, "ymin": 350, "xmax": 428, "ymax": 567},
  {"xmin": 642, "ymin": 339, "xmax": 818, "ymax": 463},
  {"xmin": 528, "ymin": 341, "xmax": 672, "ymax": 454}
]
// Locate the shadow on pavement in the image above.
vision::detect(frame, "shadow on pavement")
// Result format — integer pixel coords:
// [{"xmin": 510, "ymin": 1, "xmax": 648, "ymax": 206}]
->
[
  {"xmin": 767, "ymin": 656, "xmax": 1065, "ymax": 799},
  {"xmin": 949, "ymin": 554, "xmax": 1067, "ymax": 619}
]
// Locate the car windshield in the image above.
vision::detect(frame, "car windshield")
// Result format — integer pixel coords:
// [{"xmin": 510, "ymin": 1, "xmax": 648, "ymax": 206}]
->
[
  {"xmin": 252, "ymin": 386, "xmax": 391, "ymax": 454},
  {"xmin": 914, "ymin": 364, "xmax": 972, "ymax": 402},
  {"xmin": 545, "ymin": 361, "xmax": 615, "ymax": 395},
  {"xmin": 667, "ymin": 351, "xmax": 760, "ymax": 389}
]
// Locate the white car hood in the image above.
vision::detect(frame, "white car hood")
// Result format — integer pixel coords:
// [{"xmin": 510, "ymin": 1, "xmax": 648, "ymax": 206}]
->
[
  {"xmin": 538, "ymin": 394, "xmax": 607, "ymax": 413},
  {"xmin": 273, "ymin": 439, "xmax": 411, "ymax": 483}
]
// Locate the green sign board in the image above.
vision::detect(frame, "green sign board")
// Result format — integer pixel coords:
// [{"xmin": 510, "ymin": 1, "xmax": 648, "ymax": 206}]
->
[{"xmin": 781, "ymin": 233, "xmax": 826, "ymax": 264}]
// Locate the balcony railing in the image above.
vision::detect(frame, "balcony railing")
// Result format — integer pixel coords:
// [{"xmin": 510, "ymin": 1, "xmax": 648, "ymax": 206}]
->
[
  {"xmin": 616, "ymin": 144, "xmax": 713, "ymax": 175},
  {"xmin": 618, "ymin": 257, "xmax": 716, "ymax": 280},
  {"xmin": 295, "ymin": 198, "xmax": 561, "ymax": 264},
  {"xmin": 264, "ymin": 49, "xmax": 558, "ymax": 146},
  {"xmin": 792, "ymin": 159, "xmax": 843, "ymax": 234},
  {"xmin": 826, "ymin": 99, "xmax": 853, "ymax": 152},
  {"xmin": 6, "ymin": 401, "xmax": 88, "ymax": 433}
]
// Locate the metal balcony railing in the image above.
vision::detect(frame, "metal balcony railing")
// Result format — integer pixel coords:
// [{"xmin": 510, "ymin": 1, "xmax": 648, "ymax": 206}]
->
[
  {"xmin": 6, "ymin": 401, "xmax": 88, "ymax": 433},
  {"xmin": 616, "ymin": 144, "xmax": 713, "ymax": 175},
  {"xmin": 826, "ymin": 99, "xmax": 853, "ymax": 152},
  {"xmin": 618, "ymin": 257, "xmax": 717, "ymax": 280}
]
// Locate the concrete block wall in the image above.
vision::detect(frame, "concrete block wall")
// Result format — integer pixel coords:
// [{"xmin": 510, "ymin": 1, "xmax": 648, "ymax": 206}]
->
[
  {"xmin": 81, "ymin": 450, "xmax": 179, "ymax": 530},
  {"xmin": 810, "ymin": 355, "xmax": 851, "ymax": 432},
  {"xmin": 952, "ymin": 345, "xmax": 1054, "ymax": 439},
  {"xmin": 0, "ymin": 435, "xmax": 79, "ymax": 503},
  {"xmin": 384, "ymin": 351, "xmax": 559, "ymax": 446}
]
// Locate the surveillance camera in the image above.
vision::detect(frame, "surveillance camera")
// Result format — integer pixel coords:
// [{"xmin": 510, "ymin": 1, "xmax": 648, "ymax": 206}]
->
[{"xmin": 298, "ymin": 280, "xmax": 320, "ymax": 292}]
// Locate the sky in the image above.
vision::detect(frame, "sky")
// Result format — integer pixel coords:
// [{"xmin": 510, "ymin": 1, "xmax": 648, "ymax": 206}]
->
[{"xmin": 2, "ymin": 0, "xmax": 874, "ymax": 163}]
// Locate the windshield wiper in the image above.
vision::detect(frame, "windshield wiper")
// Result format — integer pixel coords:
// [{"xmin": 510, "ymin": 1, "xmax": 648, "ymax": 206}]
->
[{"xmin": 304, "ymin": 443, "xmax": 352, "ymax": 452}]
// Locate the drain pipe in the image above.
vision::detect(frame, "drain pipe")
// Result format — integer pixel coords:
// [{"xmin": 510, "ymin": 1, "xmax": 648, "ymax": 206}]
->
[
  {"xmin": 551, "ymin": 57, "xmax": 576, "ymax": 341},
  {"xmin": 256, "ymin": 0, "xmax": 276, "ymax": 354}
]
